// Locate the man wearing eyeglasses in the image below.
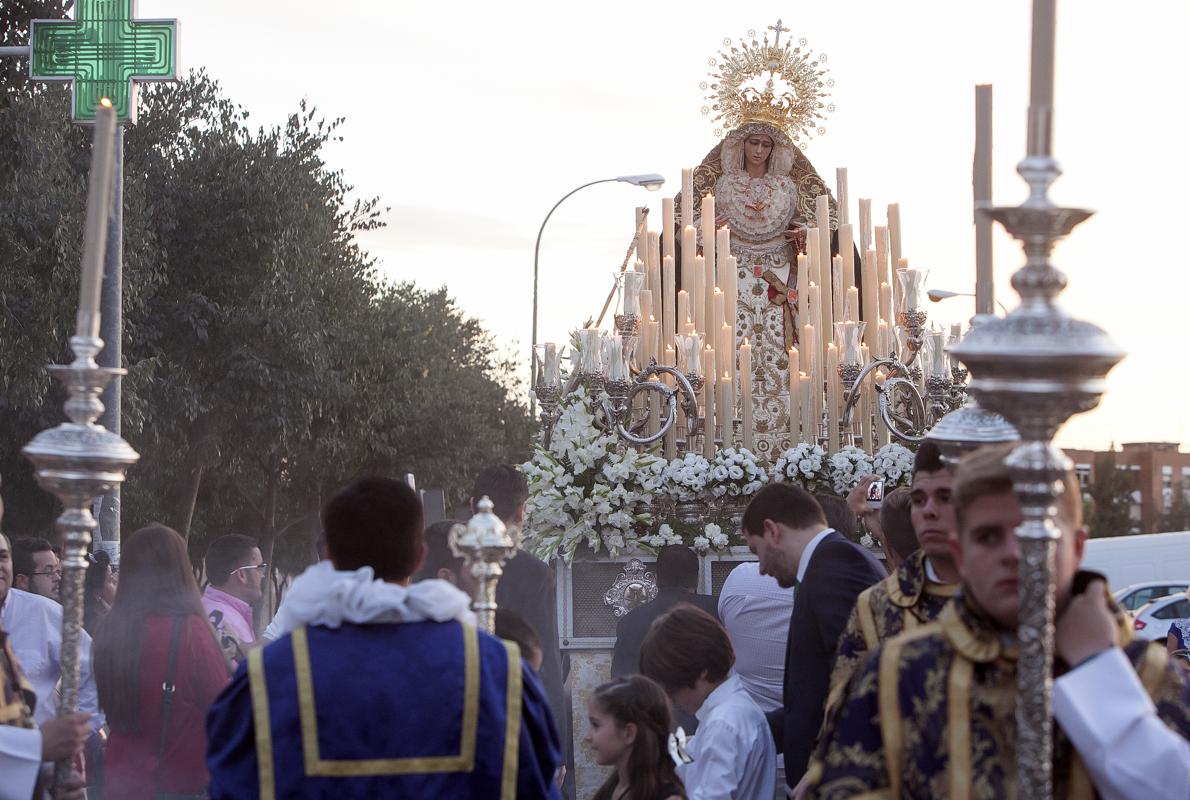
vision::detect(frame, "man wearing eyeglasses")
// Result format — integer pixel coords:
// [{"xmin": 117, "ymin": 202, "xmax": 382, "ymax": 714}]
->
[
  {"xmin": 202, "ymin": 534, "xmax": 266, "ymax": 667},
  {"xmin": 11, "ymin": 538, "xmax": 60, "ymax": 602}
]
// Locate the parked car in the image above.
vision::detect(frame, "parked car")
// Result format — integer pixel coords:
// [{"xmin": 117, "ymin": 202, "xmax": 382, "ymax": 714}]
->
[
  {"xmin": 1114, "ymin": 581, "xmax": 1190, "ymax": 614},
  {"xmin": 1133, "ymin": 594, "xmax": 1190, "ymax": 641}
]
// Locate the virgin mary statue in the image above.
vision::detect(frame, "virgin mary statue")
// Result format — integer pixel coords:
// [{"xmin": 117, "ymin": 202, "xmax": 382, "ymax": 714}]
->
[{"xmin": 678, "ymin": 24, "xmax": 842, "ymax": 460}]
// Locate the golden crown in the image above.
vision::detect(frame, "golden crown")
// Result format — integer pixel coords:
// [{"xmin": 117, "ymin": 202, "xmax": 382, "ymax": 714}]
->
[{"xmin": 701, "ymin": 21, "xmax": 836, "ymax": 145}]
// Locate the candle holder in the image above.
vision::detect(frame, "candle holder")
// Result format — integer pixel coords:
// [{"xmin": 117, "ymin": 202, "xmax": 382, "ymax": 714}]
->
[
  {"xmin": 534, "ymin": 381, "xmax": 562, "ymax": 448},
  {"xmin": 22, "ymin": 334, "xmax": 140, "ymax": 788},
  {"xmin": 449, "ymin": 496, "xmax": 519, "ymax": 634},
  {"xmin": 600, "ymin": 359, "xmax": 701, "ymax": 447}
]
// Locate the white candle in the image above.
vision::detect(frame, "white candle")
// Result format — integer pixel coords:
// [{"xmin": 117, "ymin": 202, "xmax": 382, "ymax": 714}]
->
[
  {"xmin": 845, "ymin": 287, "xmax": 860, "ymax": 323},
  {"xmin": 681, "ymin": 168, "xmax": 694, "ymax": 226},
  {"xmin": 861, "ymin": 248, "xmax": 879, "ymax": 351},
  {"xmin": 888, "ymin": 203, "xmax": 903, "ymax": 279},
  {"xmin": 1029, "ymin": 0, "xmax": 1057, "ymax": 154},
  {"xmin": 796, "ymin": 254, "xmax": 809, "ymax": 333},
  {"xmin": 681, "ymin": 225, "xmax": 697, "ymax": 303},
  {"xmin": 77, "ymin": 101, "xmax": 117, "ymax": 339},
  {"xmin": 741, "ymin": 338, "xmax": 753, "ymax": 451},
  {"xmin": 662, "ymin": 196, "xmax": 677, "ymax": 266},
  {"xmin": 719, "ymin": 372, "xmax": 733, "ymax": 448},
  {"xmin": 800, "ymin": 372, "xmax": 814, "ymax": 445},
  {"xmin": 839, "ymin": 223, "xmax": 855, "ymax": 301},
  {"xmin": 835, "ymin": 167, "xmax": 849, "ymax": 225},
  {"xmin": 693, "ymin": 255, "xmax": 706, "ymax": 333},
  {"xmin": 877, "ymin": 319, "xmax": 890, "ymax": 358},
  {"xmin": 662, "ymin": 255, "xmax": 676, "ymax": 350},
  {"xmin": 702, "ymin": 345, "xmax": 716, "ymax": 457},
  {"xmin": 826, "ymin": 343, "xmax": 839, "ymax": 454},
  {"xmin": 879, "ymin": 282, "xmax": 893, "ymax": 329},
  {"xmin": 677, "ymin": 290, "xmax": 691, "ymax": 331},
  {"xmin": 719, "ymin": 322, "xmax": 733, "ymax": 380},
  {"xmin": 816, "ymin": 195, "xmax": 834, "ymax": 385},
  {"xmin": 664, "ymin": 345, "xmax": 678, "ymax": 459},
  {"xmin": 643, "ymin": 317, "xmax": 658, "ymax": 368},
  {"xmin": 701, "ymin": 194, "xmax": 716, "ymax": 340},
  {"xmin": 832, "ymin": 254, "xmax": 845, "ymax": 328},
  {"xmin": 858, "ymin": 198, "xmax": 873, "ymax": 254},
  {"xmin": 787, "ymin": 348, "xmax": 799, "ymax": 439},
  {"xmin": 712, "ymin": 289, "xmax": 725, "ymax": 341},
  {"xmin": 639, "ymin": 289, "xmax": 653, "ymax": 326}
]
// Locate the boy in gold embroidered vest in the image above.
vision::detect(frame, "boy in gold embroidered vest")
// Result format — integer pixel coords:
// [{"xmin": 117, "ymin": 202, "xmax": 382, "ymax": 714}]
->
[
  {"xmin": 807, "ymin": 445, "xmax": 1190, "ymax": 799},
  {"xmin": 828, "ymin": 442, "xmax": 961, "ymax": 701}
]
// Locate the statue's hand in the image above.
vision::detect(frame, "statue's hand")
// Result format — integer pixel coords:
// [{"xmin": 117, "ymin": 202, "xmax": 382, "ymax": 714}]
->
[{"xmin": 784, "ymin": 227, "xmax": 808, "ymax": 254}]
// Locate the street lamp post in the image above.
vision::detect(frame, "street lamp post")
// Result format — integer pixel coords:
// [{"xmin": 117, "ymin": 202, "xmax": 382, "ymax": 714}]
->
[{"xmin": 530, "ymin": 174, "xmax": 664, "ymax": 418}]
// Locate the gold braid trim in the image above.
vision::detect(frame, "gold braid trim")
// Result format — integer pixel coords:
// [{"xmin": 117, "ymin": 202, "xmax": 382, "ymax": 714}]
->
[{"xmin": 946, "ymin": 656, "xmax": 973, "ymax": 800}]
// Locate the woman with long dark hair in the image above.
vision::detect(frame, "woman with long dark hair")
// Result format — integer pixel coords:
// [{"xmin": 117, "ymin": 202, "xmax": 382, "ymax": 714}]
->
[
  {"xmin": 93, "ymin": 525, "xmax": 230, "ymax": 799},
  {"xmin": 586, "ymin": 675, "xmax": 685, "ymax": 800}
]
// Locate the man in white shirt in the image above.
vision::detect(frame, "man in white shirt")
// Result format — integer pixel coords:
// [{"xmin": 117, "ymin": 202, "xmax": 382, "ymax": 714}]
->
[
  {"xmin": 641, "ymin": 604, "xmax": 777, "ymax": 800},
  {"xmin": 0, "ymin": 524, "xmax": 91, "ymax": 800},
  {"xmin": 717, "ymin": 562, "xmax": 793, "ymax": 712}
]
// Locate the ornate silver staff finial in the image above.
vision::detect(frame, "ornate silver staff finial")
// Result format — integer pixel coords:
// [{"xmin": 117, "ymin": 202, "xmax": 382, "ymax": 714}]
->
[
  {"xmin": 950, "ymin": 3, "xmax": 1125, "ymax": 796},
  {"xmin": 23, "ymin": 334, "xmax": 139, "ymax": 788},
  {"xmin": 450, "ymin": 496, "xmax": 519, "ymax": 634}
]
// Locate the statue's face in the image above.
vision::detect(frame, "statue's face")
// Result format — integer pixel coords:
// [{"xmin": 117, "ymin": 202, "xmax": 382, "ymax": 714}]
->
[{"xmin": 744, "ymin": 134, "xmax": 774, "ymax": 169}]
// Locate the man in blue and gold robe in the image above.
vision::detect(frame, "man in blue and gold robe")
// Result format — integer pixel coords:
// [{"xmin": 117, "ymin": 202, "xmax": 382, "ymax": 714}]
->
[
  {"xmin": 807, "ymin": 446, "xmax": 1190, "ymax": 799},
  {"xmin": 828, "ymin": 442, "xmax": 960, "ymax": 701},
  {"xmin": 206, "ymin": 477, "xmax": 562, "ymax": 800}
]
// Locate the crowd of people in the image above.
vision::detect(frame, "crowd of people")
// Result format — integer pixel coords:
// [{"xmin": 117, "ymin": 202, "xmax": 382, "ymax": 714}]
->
[{"xmin": 1, "ymin": 443, "xmax": 1189, "ymax": 799}]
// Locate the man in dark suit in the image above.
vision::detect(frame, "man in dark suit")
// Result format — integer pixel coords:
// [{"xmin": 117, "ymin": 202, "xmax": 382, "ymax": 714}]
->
[
  {"xmin": 742, "ymin": 482, "xmax": 886, "ymax": 790},
  {"xmin": 610, "ymin": 545, "xmax": 718, "ymax": 678}
]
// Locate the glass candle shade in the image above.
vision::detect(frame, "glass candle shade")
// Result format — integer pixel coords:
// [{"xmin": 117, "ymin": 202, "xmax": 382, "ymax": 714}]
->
[
  {"xmin": 576, "ymin": 328, "xmax": 604, "ymax": 374},
  {"xmin": 620, "ymin": 271, "xmax": 646, "ymax": 317},
  {"xmin": 834, "ymin": 320, "xmax": 867, "ymax": 367},
  {"xmin": 896, "ymin": 269, "xmax": 930, "ymax": 315},
  {"xmin": 675, "ymin": 333, "xmax": 704, "ymax": 378}
]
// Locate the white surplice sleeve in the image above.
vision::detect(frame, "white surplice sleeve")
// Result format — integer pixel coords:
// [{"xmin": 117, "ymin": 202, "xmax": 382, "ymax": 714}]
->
[
  {"xmin": 76, "ymin": 627, "xmax": 103, "ymax": 732},
  {"xmin": 1054, "ymin": 647, "xmax": 1190, "ymax": 800},
  {"xmin": 0, "ymin": 725, "xmax": 42, "ymax": 800}
]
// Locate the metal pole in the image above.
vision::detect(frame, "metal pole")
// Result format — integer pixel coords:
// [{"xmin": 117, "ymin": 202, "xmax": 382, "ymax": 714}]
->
[
  {"xmin": 974, "ymin": 86, "xmax": 995, "ymax": 318},
  {"xmin": 97, "ymin": 125, "xmax": 124, "ymax": 560},
  {"xmin": 530, "ymin": 178, "xmax": 619, "ymax": 419},
  {"xmin": 0, "ymin": 46, "xmax": 31, "ymax": 57}
]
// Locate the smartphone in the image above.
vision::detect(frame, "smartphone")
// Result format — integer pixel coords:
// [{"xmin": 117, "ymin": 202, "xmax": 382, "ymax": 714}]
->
[{"xmin": 866, "ymin": 479, "xmax": 885, "ymax": 509}]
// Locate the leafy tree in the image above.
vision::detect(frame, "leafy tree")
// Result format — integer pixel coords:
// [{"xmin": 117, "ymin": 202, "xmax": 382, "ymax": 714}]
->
[
  {"xmin": 1086, "ymin": 448, "xmax": 1137, "ymax": 538},
  {"xmin": 0, "ymin": 52, "xmax": 532, "ymax": 585}
]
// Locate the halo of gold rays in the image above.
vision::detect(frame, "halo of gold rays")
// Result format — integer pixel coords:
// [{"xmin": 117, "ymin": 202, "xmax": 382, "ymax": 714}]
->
[{"xmin": 700, "ymin": 22, "xmax": 836, "ymax": 145}]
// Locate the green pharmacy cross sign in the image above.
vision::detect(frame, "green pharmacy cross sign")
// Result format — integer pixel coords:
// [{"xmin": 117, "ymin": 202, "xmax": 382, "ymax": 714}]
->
[{"xmin": 30, "ymin": 0, "xmax": 177, "ymax": 124}]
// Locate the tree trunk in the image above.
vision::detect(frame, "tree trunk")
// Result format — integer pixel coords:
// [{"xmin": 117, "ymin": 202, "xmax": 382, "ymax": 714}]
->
[{"xmin": 174, "ymin": 463, "xmax": 204, "ymax": 541}]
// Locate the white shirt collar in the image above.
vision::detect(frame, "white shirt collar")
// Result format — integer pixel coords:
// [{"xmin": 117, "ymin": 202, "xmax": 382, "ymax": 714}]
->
[
  {"xmin": 696, "ymin": 673, "xmax": 745, "ymax": 723},
  {"xmin": 925, "ymin": 557, "xmax": 942, "ymax": 584},
  {"xmin": 265, "ymin": 560, "xmax": 476, "ymax": 639},
  {"xmin": 796, "ymin": 527, "xmax": 835, "ymax": 585}
]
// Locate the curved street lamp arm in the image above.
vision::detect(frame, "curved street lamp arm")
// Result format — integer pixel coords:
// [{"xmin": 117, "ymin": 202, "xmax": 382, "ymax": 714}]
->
[{"xmin": 530, "ymin": 178, "xmax": 621, "ymax": 408}]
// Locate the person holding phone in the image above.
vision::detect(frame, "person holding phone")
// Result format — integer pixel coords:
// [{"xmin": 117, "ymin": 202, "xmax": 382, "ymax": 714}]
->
[
  {"xmin": 826, "ymin": 442, "xmax": 961, "ymax": 705},
  {"xmin": 807, "ymin": 445, "xmax": 1190, "ymax": 800}
]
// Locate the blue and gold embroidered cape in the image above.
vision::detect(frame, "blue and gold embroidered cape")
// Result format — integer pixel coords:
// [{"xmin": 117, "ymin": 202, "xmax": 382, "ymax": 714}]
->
[
  {"xmin": 808, "ymin": 587, "xmax": 1190, "ymax": 799},
  {"xmin": 206, "ymin": 619, "xmax": 562, "ymax": 799},
  {"xmin": 828, "ymin": 549, "xmax": 958, "ymax": 702}
]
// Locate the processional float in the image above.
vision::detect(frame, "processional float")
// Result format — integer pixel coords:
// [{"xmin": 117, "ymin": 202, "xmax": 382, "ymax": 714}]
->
[{"xmin": 529, "ymin": 3, "xmax": 1118, "ymax": 798}]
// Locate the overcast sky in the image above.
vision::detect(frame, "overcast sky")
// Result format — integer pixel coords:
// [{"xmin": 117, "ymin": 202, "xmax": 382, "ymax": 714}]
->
[{"xmin": 136, "ymin": 0, "xmax": 1190, "ymax": 451}]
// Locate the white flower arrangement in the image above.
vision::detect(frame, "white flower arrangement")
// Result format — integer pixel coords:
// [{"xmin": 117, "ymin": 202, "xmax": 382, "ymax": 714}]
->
[
  {"xmin": 707, "ymin": 448, "xmax": 769, "ymax": 498},
  {"xmin": 663, "ymin": 453, "xmax": 713, "ymax": 500},
  {"xmin": 521, "ymin": 386, "xmax": 666, "ymax": 562},
  {"xmin": 829, "ymin": 445, "xmax": 876, "ymax": 495},
  {"xmin": 773, "ymin": 443, "xmax": 830, "ymax": 490},
  {"xmin": 871, "ymin": 443, "xmax": 915, "ymax": 488}
]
